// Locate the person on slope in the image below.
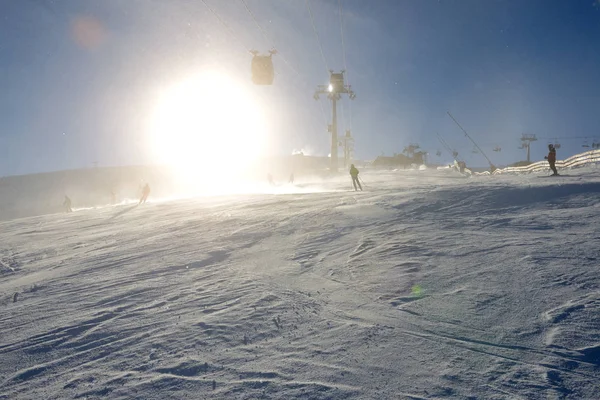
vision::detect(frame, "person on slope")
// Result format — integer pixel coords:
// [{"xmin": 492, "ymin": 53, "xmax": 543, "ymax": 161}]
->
[
  {"xmin": 139, "ymin": 183, "xmax": 150, "ymax": 204},
  {"xmin": 63, "ymin": 195, "xmax": 73, "ymax": 213},
  {"xmin": 544, "ymin": 144, "xmax": 558, "ymax": 176},
  {"xmin": 289, "ymin": 173, "xmax": 294, "ymax": 184},
  {"xmin": 349, "ymin": 164, "xmax": 363, "ymax": 191}
]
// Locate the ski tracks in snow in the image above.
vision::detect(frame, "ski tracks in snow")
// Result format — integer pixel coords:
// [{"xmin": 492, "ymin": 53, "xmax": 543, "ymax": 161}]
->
[{"xmin": 1, "ymin": 169, "xmax": 599, "ymax": 398}]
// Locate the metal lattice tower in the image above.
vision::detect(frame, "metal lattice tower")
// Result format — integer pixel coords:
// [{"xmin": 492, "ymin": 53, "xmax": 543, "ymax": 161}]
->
[
  {"xmin": 314, "ymin": 71, "xmax": 356, "ymax": 171},
  {"xmin": 520, "ymin": 134, "xmax": 538, "ymax": 163},
  {"xmin": 341, "ymin": 130, "xmax": 354, "ymax": 168}
]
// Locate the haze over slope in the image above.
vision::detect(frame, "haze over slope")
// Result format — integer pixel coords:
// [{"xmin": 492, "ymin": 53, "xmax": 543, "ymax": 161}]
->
[{"xmin": 1, "ymin": 167, "xmax": 599, "ymax": 399}]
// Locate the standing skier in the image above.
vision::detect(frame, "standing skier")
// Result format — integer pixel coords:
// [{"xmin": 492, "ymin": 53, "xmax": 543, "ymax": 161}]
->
[
  {"xmin": 63, "ymin": 195, "xmax": 73, "ymax": 213},
  {"xmin": 544, "ymin": 144, "xmax": 558, "ymax": 176},
  {"xmin": 349, "ymin": 164, "xmax": 362, "ymax": 191},
  {"xmin": 139, "ymin": 183, "xmax": 150, "ymax": 204}
]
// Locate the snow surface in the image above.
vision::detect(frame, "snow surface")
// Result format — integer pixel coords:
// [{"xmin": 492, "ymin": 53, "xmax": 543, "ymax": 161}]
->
[{"xmin": 1, "ymin": 167, "xmax": 599, "ymax": 399}]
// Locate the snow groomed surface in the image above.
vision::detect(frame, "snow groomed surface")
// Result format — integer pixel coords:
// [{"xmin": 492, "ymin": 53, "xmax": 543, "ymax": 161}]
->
[{"xmin": 1, "ymin": 167, "xmax": 599, "ymax": 399}]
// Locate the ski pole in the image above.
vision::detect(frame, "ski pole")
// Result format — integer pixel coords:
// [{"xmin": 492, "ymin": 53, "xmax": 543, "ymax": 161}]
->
[{"xmin": 359, "ymin": 176, "xmax": 367, "ymax": 188}]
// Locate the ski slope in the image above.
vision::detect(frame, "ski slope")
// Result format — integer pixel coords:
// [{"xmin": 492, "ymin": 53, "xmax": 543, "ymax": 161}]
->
[{"xmin": 1, "ymin": 167, "xmax": 599, "ymax": 399}]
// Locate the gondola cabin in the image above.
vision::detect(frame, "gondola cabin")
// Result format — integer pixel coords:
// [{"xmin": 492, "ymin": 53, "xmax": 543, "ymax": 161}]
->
[{"xmin": 251, "ymin": 50, "xmax": 276, "ymax": 85}]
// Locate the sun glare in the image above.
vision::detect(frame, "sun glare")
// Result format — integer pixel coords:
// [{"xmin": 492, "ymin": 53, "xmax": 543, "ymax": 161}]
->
[{"xmin": 147, "ymin": 71, "xmax": 267, "ymax": 188}]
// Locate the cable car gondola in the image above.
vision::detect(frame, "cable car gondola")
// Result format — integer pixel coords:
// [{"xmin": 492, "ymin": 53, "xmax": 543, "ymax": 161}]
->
[{"xmin": 251, "ymin": 49, "xmax": 277, "ymax": 85}]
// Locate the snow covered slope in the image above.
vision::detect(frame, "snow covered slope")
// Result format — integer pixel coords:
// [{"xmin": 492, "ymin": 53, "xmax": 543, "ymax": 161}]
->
[
  {"xmin": 0, "ymin": 156, "xmax": 331, "ymax": 222},
  {"xmin": 1, "ymin": 168, "xmax": 599, "ymax": 399}
]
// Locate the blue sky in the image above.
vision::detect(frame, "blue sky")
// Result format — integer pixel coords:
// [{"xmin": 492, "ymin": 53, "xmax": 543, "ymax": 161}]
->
[{"xmin": 1, "ymin": 0, "xmax": 600, "ymax": 176}]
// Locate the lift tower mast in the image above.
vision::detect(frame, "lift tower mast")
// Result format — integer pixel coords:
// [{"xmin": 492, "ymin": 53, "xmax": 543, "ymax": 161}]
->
[
  {"xmin": 315, "ymin": 71, "xmax": 356, "ymax": 171},
  {"xmin": 520, "ymin": 134, "xmax": 538, "ymax": 163}
]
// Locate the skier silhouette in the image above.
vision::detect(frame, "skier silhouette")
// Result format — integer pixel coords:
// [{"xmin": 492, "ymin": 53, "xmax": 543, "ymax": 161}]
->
[
  {"xmin": 349, "ymin": 164, "xmax": 362, "ymax": 191},
  {"xmin": 63, "ymin": 196, "xmax": 72, "ymax": 213},
  {"xmin": 544, "ymin": 144, "xmax": 558, "ymax": 176},
  {"xmin": 289, "ymin": 173, "xmax": 294, "ymax": 184},
  {"xmin": 139, "ymin": 184, "xmax": 150, "ymax": 204}
]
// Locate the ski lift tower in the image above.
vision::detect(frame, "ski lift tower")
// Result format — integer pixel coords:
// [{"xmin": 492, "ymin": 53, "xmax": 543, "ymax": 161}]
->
[
  {"xmin": 315, "ymin": 71, "xmax": 356, "ymax": 171},
  {"xmin": 520, "ymin": 134, "xmax": 537, "ymax": 163},
  {"xmin": 341, "ymin": 130, "xmax": 354, "ymax": 168}
]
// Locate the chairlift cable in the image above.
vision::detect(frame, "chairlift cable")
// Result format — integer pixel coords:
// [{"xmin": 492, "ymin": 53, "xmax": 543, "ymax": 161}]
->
[
  {"xmin": 538, "ymin": 136, "xmax": 594, "ymax": 140},
  {"xmin": 304, "ymin": 0, "xmax": 334, "ymax": 124},
  {"xmin": 200, "ymin": 0, "xmax": 251, "ymax": 52},
  {"xmin": 337, "ymin": 0, "xmax": 347, "ymax": 133},
  {"xmin": 436, "ymin": 133, "xmax": 459, "ymax": 159},
  {"xmin": 436, "ymin": 133, "xmax": 451, "ymax": 153},
  {"xmin": 239, "ymin": 0, "xmax": 302, "ymax": 78},
  {"xmin": 306, "ymin": 0, "xmax": 330, "ymax": 74},
  {"xmin": 338, "ymin": 0, "xmax": 353, "ymax": 131},
  {"xmin": 447, "ymin": 112, "xmax": 495, "ymax": 168},
  {"xmin": 240, "ymin": 0, "xmax": 273, "ymax": 48},
  {"xmin": 240, "ymin": 0, "xmax": 330, "ymax": 129},
  {"xmin": 338, "ymin": 0, "xmax": 348, "ymax": 76},
  {"xmin": 204, "ymin": 0, "xmax": 330, "ymax": 133}
]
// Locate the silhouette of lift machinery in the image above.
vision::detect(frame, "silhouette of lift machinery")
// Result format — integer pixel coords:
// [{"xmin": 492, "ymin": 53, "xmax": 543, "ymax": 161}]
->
[{"xmin": 539, "ymin": 136, "xmax": 600, "ymax": 150}]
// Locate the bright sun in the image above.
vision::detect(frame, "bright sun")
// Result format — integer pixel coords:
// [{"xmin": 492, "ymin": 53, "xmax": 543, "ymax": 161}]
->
[{"xmin": 147, "ymin": 71, "xmax": 267, "ymax": 185}]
